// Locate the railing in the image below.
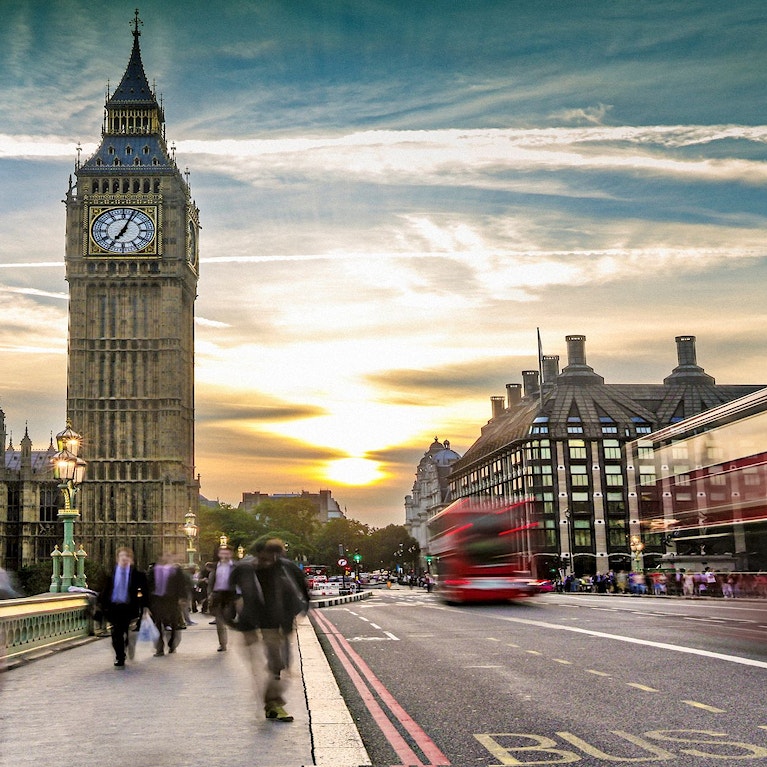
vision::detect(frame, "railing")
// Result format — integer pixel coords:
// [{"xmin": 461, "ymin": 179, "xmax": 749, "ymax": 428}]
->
[{"xmin": 0, "ymin": 593, "xmax": 94, "ymax": 664}]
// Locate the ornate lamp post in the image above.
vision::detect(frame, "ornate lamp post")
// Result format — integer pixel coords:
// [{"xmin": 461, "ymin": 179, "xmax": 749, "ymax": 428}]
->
[
  {"xmin": 49, "ymin": 421, "xmax": 87, "ymax": 592},
  {"xmin": 182, "ymin": 509, "xmax": 198, "ymax": 566}
]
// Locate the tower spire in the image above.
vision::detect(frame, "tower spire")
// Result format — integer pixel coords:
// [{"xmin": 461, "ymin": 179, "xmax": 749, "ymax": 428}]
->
[{"xmin": 133, "ymin": 8, "xmax": 143, "ymax": 38}]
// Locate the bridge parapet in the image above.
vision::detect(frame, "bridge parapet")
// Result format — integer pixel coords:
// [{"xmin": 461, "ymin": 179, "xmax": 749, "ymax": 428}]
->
[{"xmin": 0, "ymin": 593, "xmax": 94, "ymax": 665}]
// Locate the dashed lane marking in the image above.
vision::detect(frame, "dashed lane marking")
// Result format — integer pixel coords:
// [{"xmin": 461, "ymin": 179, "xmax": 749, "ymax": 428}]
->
[
  {"xmin": 586, "ymin": 669, "xmax": 611, "ymax": 677},
  {"xmin": 626, "ymin": 683, "xmax": 658, "ymax": 692},
  {"xmin": 682, "ymin": 700, "xmax": 726, "ymax": 713}
]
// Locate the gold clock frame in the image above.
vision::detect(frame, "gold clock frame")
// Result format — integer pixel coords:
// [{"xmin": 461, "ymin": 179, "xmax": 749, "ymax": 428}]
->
[{"xmin": 85, "ymin": 196, "xmax": 161, "ymax": 257}]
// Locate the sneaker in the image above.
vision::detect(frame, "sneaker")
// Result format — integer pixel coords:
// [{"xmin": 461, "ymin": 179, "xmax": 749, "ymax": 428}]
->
[
  {"xmin": 266, "ymin": 705, "xmax": 293, "ymax": 722},
  {"xmin": 153, "ymin": 650, "xmax": 165, "ymax": 657},
  {"xmin": 114, "ymin": 660, "xmax": 125, "ymax": 668},
  {"xmin": 217, "ymin": 646, "xmax": 226, "ymax": 652}
]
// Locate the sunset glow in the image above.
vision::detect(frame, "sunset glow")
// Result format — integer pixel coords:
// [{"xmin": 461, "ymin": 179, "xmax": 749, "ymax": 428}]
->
[{"xmin": 1, "ymin": 2, "xmax": 766, "ymax": 526}]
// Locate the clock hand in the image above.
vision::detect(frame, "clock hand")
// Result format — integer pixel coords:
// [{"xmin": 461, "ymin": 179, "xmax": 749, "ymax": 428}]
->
[{"xmin": 114, "ymin": 210, "xmax": 138, "ymax": 241}]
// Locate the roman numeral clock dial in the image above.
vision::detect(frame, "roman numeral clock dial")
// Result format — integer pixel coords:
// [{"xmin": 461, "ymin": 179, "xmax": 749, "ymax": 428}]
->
[{"xmin": 90, "ymin": 207, "xmax": 156, "ymax": 254}]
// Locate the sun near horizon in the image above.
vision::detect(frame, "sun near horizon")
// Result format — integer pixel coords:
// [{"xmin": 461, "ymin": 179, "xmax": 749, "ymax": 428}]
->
[{"xmin": 323, "ymin": 456, "xmax": 385, "ymax": 486}]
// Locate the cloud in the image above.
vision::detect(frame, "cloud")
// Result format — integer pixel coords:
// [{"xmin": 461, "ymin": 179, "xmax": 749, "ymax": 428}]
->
[{"xmin": 549, "ymin": 103, "xmax": 614, "ymax": 126}]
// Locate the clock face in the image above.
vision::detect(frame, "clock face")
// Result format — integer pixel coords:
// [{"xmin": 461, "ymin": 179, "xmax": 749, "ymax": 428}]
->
[
  {"xmin": 91, "ymin": 207, "xmax": 156, "ymax": 253},
  {"xmin": 187, "ymin": 220, "xmax": 197, "ymax": 265}
]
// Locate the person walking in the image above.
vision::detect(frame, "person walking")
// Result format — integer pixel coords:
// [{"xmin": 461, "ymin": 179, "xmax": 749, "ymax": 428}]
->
[
  {"xmin": 230, "ymin": 538, "xmax": 309, "ymax": 722},
  {"xmin": 208, "ymin": 546, "xmax": 236, "ymax": 652},
  {"xmin": 99, "ymin": 547, "xmax": 147, "ymax": 668},
  {"xmin": 147, "ymin": 553, "xmax": 186, "ymax": 656}
]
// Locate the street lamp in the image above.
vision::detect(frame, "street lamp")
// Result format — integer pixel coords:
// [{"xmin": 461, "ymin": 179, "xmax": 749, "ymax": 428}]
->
[
  {"xmin": 561, "ymin": 509, "xmax": 576, "ymax": 578},
  {"xmin": 49, "ymin": 420, "xmax": 88, "ymax": 592},
  {"xmin": 182, "ymin": 509, "xmax": 198, "ymax": 566}
]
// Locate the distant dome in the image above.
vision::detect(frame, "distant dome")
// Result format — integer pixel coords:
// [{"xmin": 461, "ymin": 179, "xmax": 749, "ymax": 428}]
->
[{"xmin": 426, "ymin": 437, "xmax": 460, "ymax": 466}]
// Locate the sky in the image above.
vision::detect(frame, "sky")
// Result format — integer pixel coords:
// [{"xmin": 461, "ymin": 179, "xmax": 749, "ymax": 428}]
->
[{"xmin": 1, "ymin": 0, "xmax": 767, "ymax": 528}]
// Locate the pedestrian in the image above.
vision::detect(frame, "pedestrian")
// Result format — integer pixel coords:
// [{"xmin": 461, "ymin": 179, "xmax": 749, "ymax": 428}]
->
[
  {"xmin": 229, "ymin": 538, "xmax": 310, "ymax": 723},
  {"xmin": 181, "ymin": 565, "xmax": 197, "ymax": 625},
  {"xmin": 208, "ymin": 545, "xmax": 236, "ymax": 652},
  {"xmin": 0, "ymin": 567, "xmax": 21, "ymax": 600},
  {"xmin": 198, "ymin": 562, "xmax": 212, "ymax": 612},
  {"xmin": 147, "ymin": 553, "xmax": 186, "ymax": 656},
  {"xmin": 98, "ymin": 547, "xmax": 147, "ymax": 668}
]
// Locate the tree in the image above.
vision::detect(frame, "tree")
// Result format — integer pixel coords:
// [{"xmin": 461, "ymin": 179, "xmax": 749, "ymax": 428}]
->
[
  {"xmin": 312, "ymin": 518, "xmax": 370, "ymax": 571},
  {"xmin": 252, "ymin": 498, "xmax": 320, "ymax": 545},
  {"xmin": 368, "ymin": 525, "xmax": 420, "ymax": 572},
  {"xmin": 197, "ymin": 503, "xmax": 265, "ymax": 561}
]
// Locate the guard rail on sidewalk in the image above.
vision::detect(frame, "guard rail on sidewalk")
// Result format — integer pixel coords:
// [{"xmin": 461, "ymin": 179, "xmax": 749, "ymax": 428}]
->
[
  {"xmin": 0, "ymin": 593, "xmax": 94, "ymax": 664},
  {"xmin": 310, "ymin": 589, "xmax": 372, "ymax": 608}
]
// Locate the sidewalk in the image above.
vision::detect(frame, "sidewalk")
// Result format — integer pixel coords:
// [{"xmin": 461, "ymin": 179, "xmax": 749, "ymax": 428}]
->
[{"xmin": 0, "ymin": 614, "xmax": 370, "ymax": 767}]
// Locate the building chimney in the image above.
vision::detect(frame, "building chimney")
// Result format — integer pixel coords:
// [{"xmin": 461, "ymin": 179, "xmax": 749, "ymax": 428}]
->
[
  {"xmin": 676, "ymin": 335, "xmax": 697, "ymax": 366},
  {"xmin": 559, "ymin": 334, "xmax": 604, "ymax": 384},
  {"xmin": 663, "ymin": 334, "xmax": 715, "ymax": 385},
  {"xmin": 566, "ymin": 335, "xmax": 586, "ymax": 366},
  {"xmin": 522, "ymin": 370, "xmax": 540, "ymax": 398},
  {"xmin": 490, "ymin": 395, "xmax": 505, "ymax": 419},
  {"xmin": 542, "ymin": 355, "xmax": 560, "ymax": 384},
  {"xmin": 506, "ymin": 383, "xmax": 522, "ymax": 408}
]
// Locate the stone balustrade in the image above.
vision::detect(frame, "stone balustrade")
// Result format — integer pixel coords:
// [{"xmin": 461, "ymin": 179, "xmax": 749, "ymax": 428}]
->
[{"xmin": 0, "ymin": 593, "xmax": 94, "ymax": 666}]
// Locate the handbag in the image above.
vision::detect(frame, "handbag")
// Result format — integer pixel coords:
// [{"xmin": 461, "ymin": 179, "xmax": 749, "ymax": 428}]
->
[{"xmin": 138, "ymin": 609, "xmax": 160, "ymax": 643}]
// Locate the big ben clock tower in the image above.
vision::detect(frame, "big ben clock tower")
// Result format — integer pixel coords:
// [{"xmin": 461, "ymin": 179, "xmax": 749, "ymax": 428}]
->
[{"xmin": 64, "ymin": 11, "xmax": 199, "ymax": 566}]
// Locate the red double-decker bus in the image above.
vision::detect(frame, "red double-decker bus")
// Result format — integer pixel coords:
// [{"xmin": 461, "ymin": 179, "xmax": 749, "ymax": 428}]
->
[{"xmin": 427, "ymin": 498, "xmax": 543, "ymax": 604}]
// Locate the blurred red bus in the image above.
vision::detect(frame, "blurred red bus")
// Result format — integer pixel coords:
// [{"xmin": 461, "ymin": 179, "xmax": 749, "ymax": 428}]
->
[{"xmin": 427, "ymin": 498, "xmax": 542, "ymax": 604}]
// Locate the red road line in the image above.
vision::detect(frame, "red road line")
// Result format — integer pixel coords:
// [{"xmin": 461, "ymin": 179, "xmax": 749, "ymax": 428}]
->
[{"xmin": 312, "ymin": 609, "xmax": 451, "ymax": 766}]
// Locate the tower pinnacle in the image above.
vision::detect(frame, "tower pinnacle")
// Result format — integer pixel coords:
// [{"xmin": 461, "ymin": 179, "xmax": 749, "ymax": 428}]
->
[{"xmin": 133, "ymin": 8, "xmax": 143, "ymax": 38}]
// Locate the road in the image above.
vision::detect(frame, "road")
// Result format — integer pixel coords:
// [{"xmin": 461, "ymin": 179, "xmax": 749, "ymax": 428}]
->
[{"xmin": 311, "ymin": 590, "xmax": 767, "ymax": 766}]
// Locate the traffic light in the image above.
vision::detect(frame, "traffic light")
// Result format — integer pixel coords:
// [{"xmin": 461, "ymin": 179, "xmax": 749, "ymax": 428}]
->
[
  {"xmin": 353, "ymin": 549, "xmax": 362, "ymax": 563},
  {"xmin": 425, "ymin": 555, "xmax": 432, "ymax": 565}
]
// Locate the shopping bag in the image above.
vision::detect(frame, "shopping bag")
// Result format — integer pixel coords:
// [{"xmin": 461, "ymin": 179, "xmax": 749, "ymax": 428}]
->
[{"xmin": 138, "ymin": 610, "xmax": 159, "ymax": 643}]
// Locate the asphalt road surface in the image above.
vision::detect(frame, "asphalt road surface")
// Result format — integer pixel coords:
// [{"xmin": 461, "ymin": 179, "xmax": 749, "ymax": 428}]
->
[{"xmin": 311, "ymin": 589, "xmax": 767, "ymax": 766}]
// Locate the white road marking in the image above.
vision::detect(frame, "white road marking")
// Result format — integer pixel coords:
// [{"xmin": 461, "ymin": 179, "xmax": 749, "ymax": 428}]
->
[{"xmin": 471, "ymin": 610, "xmax": 767, "ymax": 668}]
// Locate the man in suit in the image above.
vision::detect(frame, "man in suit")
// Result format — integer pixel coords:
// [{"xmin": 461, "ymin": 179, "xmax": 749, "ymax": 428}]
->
[
  {"xmin": 147, "ymin": 553, "xmax": 187, "ymax": 656},
  {"xmin": 208, "ymin": 545, "xmax": 236, "ymax": 652},
  {"xmin": 99, "ymin": 547, "xmax": 147, "ymax": 668},
  {"xmin": 230, "ymin": 539, "xmax": 309, "ymax": 722}
]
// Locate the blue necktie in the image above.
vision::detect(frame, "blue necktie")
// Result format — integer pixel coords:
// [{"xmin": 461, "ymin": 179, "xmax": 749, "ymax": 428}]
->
[{"xmin": 113, "ymin": 566, "xmax": 129, "ymax": 603}]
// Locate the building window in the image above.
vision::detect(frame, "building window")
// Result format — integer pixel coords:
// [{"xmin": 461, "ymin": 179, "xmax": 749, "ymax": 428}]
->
[
  {"xmin": 601, "ymin": 417, "xmax": 618, "ymax": 435},
  {"xmin": 573, "ymin": 519, "xmax": 592, "ymax": 547},
  {"xmin": 568, "ymin": 440, "xmax": 587, "ymax": 460},
  {"xmin": 608, "ymin": 518, "xmax": 626, "ymax": 547},
  {"xmin": 570, "ymin": 465, "xmax": 588, "ymax": 487},
  {"xmin": 571, "ymin": 492, "xmax": 591, "ymax": 514},
  {"xmin": 603, "ymin": 439, "xmax": 621, "ymax": 460},
  {"xmin": 605, "ymin": 465, "xmax": 624, "ymax": 486},
  {"xmin": 605, "ymin": 492, "xmax": 625, "ymax": 516}
]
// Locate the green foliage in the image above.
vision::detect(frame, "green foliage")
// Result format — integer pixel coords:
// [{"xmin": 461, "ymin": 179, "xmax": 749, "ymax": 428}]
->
[
  {"xmin": 15, "ymin": 558, "xmax": 107, "ymax": 596},
  {"xmin": 195, "ymin": 502, "xmax": 422, "ymax": 575},
  {"xmin": 15, "ymin": 563, "xmax": 48, "ymax": 596}
]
